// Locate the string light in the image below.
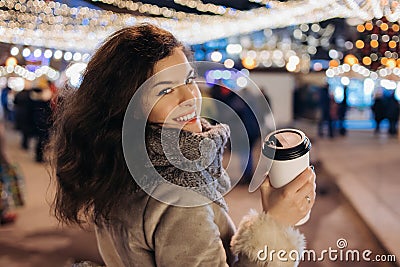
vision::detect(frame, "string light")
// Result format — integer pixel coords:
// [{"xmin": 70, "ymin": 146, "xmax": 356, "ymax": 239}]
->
[
  {"xmin": 1, "ymin": 0, "xmax": 400, "ymax": 53},
  {"xmin": 173, "ymin": 0, "xmax": 230, "ymax": 15},
  {"xmin": 22, "ymin": 48, "xmax": 31, "ymax": 57},
  {"xmin": 229, "ymin": 22, "xmax": 334, "ymax": 71},
  {"xmin": 329, "ymin": 59, "xmax": 340, "ymax": 67},
  {"xmin": 248, "ymin": 0, "xmax": 270, "ymax": 5},
  {"xmin": 362, "ymin": 56, "xmax": 372, "ymax": 65},
  {"xmin": 354, "ymin": 18, "xmax": 400, "ymax": 71},
  {"xmin": 326, "ymin": 64, "xmax": 400, "ymax": 80},
  {"xmin": 355, "ymin": 40, "xmax": 365, "ymax": 49},
  {"xmin": 44, "ymin": 49, "xmax": 52, "ymax": 58},
  {"xmin": 210, "ymin": 51, "xmax": 223, "ymax": 62},
  {"xmin": 371, "ymin": 53, "xmax": 378, "ymax": 61},
  {"xmin": 242, "ymin": 57, "xmax": 257, "ymax": 69},
  {"xmin": 10, "ymin": 47, "xmax": 19, "ymax": 56},
  {"xmin": 54, "ymin": 50, "xmax": 63, "ymax": 60},
  {"xmin": 33, "ymin": 49, "xmax": 42, "ymax": 58},
  {"xmin": 224, "ymin": 59, "xmax": 235, "ymax": 68},
  {"xmin": 5, "ymin": 57, "xmax": 17, "ymax": 67},
  {"xmin": 365, "ymin": 22, "xmax": 373, "ymax": 30},
  {"xmin": 357, "ymin": 24, "xmax": 365, "ymax": 32},
  {"xmin": 389, "ymin": 40, "xmax": 397, "ymax": 48},
  {"xmin": 0, "ymin": 64, "xmax": 60, "ymax": 81},
  {"xmin": 387, "ymin": 58, "xmax": 397, "ymax": 68},
  {"xmin": 380, "ymin": 22, "xmax": 389, "ymax": 31},
  {"xmin": 370, "ymin": 40, "xmax": 379, "ymax": 48},
  {"xmin": 344, "ymin": 54, "xmax": 359, "ymax": 66}
]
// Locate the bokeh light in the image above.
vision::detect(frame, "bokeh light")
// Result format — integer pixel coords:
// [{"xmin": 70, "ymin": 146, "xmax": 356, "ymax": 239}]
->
[
  {"xmin": 362, "ymin": 56, "xmax": 372, "ymax": 65},
  {"xmin": 370, "ymin": 40, "xmax": 379, "ymax": 48},
  {"xmin": 355, "ymin": 40, "xmax": 364, "ymax": 49},
  {"xmin": 344, "ymin": 54, "xmax": 358, "ymax": 66}
]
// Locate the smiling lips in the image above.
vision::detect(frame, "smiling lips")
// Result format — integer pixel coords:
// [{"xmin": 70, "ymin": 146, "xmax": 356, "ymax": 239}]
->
[{"xmin": 173, "ymin": 111, "xmax": 197, "ymax": 123}]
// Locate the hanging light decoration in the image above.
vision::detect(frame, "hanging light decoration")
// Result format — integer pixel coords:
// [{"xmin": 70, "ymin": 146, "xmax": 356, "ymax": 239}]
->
[
  {"xmin": 0, "ymin": 0, "xmax": 400, "ymax": 53},
  {"xmin": 0, "ymin": 64, "xmax": 60, "ymax": 81},
  {"xmin": 353, "ymin": 17, "xmax": 400, "ymax": 71}
]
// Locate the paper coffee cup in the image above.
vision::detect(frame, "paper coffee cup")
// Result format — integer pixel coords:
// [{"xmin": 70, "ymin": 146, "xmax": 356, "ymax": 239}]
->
[{"xmin": 262, "ymin": 128, "xmax": 312, "ymax": 225}]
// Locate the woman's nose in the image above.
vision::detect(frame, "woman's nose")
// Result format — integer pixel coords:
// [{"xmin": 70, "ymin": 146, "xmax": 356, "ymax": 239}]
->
[{"xmin": 179, "ymin": 85, "xmax": 197, "ymax": 106}]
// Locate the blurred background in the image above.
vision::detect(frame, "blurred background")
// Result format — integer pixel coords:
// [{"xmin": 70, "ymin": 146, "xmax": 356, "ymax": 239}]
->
[{"xmin": 0, "ymin": 0, "xmax": 399, "ymax": 266}]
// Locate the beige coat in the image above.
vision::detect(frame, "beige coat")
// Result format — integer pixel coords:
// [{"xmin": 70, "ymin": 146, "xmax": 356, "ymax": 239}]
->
[{"xmin": 95, "ymin": 184, "xmax": 305, "ymax": 267}]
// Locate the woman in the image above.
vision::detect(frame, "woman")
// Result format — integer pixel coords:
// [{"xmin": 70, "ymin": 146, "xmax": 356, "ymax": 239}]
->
[{"xmin": 49, "ymin": 24, "xmax": 316, "ymax": 266}]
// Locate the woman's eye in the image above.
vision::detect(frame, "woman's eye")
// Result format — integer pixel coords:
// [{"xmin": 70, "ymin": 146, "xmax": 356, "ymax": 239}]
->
[
  {"xmin": 185, "ymin": 76, "xmax": 197, "ymax": 84},
  {"xmin": 158, "ymin": 88, "xmax": 173, "ymax": 96}
]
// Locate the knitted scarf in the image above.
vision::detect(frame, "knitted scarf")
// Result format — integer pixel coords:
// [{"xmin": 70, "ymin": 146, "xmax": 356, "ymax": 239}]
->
[{"xmin": 144, "ymin": 119, "xmax": 231, "ymax": 211}]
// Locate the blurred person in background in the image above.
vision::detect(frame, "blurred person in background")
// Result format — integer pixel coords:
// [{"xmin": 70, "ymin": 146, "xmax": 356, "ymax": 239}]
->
[
  {"xmin": 14, "ymin": 84, "xmax": 35, "ymax": 150},
  {"xmin": 31, "ymin": 78, "xmax": 54, "ymax": 162},
  {"xmin": 211, "ymin": 84, "xmax": 261, "ymax": 184},
  {"xmin": 371, "ymin": 89, "xmax": 386, "ymax": 134},
  {"xmin": 386, "ymin": 91, "xmax": 400, "ymax": 136},
  {"xmin": 230, "ymin": 87, "xmax": 261, "ymax": 184},
  {"xmin": 318, "ymin": 85, "xmax": 334, "ymax": 138},
  {"xmin": 210, "ymin": 81, "xmax": 232, "ymax": 124},
  {"xmin": 329, "ymin": 91, "xmax": 339, "ymax": 136},
  {"xmin": 337, "ymin": 86, "xmax": 348, "ymax": 136},
  {"xmin": 1, "ymin": 86, "xmax": 14, "ymax": 124}
]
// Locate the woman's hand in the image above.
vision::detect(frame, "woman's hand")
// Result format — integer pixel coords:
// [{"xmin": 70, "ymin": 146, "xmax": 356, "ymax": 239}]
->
[{"xmin": 260, "ymin": 166, "xmax": 316, "ymax": 226}]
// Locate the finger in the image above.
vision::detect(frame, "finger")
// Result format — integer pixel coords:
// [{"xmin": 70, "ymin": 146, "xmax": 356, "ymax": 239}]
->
[
  {"xmin": 309, "ymin": 167, "xmax": 316, "ymax": 183},
  {"xmin": 301, "ymin": 170, "xmax": 316, "ymax": 192},
  {"xmin": 260, "ymin": 176, "xmax": 274, "ymax": 210},
  {"xmin": 285, "ymin": 167, "xmax": 314, "ymax": 192},
  {"xmin": 260, "ymin": 176, "xmax": 273, "ymax": 193},
  {"xmin": 296, "ymin": 180, "xmax": 316, "ymax": 206},
  {"xmin": 296, "ymin": 181, "xmax": 315, "ymax": 198},
  {"xmin": 295, "ymin": 191, "xmax": 315, "ymax": 215}
]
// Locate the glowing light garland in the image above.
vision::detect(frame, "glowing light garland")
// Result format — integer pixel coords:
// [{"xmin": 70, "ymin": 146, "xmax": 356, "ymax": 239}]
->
[
  {"xmin": 248, "ymin": 0, "xmax": 270, "ymax": 5},
  {"xmin": 173, "ymin": 0, "xmax": 234, "ymax": 15},
  {"xmin": 231, "ymin": 22, "xmax": 336, "ymax": 72},
  {"xmin": 0, "ymin": 64, "xmax": 60, "ymax": 81},
  {"xmin": 326, "ymin": 63, "xmax": 400, "ymax": 81},
  {"xmin": 0, "ymin": 0, "xmax": 400, "ymax": 53}
]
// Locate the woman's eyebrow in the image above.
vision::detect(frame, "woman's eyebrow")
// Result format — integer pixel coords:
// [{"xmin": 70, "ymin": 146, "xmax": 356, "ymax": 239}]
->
[
  {"xmin": 152, "ymin": 69, "xmax": 195, "ymax": 89},
  {"xmin": 152, "ymin": 80, "xmax": 174, "ymax": 89}
]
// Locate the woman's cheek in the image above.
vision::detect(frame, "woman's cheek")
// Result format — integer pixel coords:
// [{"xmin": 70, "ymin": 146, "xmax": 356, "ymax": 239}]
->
[{"xmin": 157, "ymin": 100, "xmax": 176, "ymax": 121}]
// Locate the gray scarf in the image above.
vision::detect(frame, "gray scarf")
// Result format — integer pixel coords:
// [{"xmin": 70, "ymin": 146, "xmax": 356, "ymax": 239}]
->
[{"xmin": 144, "ymin": 119, "xmax": 231, "ymax": 210}]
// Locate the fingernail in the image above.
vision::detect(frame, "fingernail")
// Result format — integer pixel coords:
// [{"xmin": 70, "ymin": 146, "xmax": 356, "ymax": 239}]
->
[{"xmin": 310, "ymin": 165, "xmax": 315, "ymax": 172}]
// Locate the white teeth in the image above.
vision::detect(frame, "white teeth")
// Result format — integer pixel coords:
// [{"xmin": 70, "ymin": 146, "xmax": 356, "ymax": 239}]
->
[{"xmin": 176, "ymin": 111, "xmax": 196, "ymax": 122}]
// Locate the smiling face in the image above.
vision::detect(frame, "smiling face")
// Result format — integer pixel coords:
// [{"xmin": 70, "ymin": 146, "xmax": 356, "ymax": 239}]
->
[{"xmin": 144, "ymin": 47, "xmax": 202, "ymax": 133}]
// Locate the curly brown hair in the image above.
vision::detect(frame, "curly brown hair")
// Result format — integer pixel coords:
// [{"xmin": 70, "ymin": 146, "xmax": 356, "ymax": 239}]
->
[{"xmin": 48, "ymin": 24, "xmax": 183, "ymax": 226}]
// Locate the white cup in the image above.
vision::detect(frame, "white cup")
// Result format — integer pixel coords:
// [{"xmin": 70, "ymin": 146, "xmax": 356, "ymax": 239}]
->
[{"xmin": 262, "ymin": 128, "xmax": 312, "ymax": 225}]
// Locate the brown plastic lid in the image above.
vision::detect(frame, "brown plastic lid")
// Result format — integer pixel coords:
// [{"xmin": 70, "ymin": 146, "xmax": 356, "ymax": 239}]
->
[{"xmin": 262, "ymin": 128, "xmax": 311, "ymax": 160}]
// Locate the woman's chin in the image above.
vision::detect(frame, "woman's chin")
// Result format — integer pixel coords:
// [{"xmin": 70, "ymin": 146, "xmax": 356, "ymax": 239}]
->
[{"xmin": 181, "ymin": 118, "xmax": 202, "ymax": 133}]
